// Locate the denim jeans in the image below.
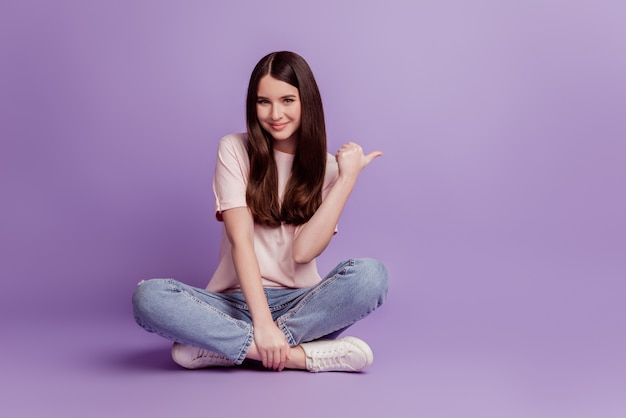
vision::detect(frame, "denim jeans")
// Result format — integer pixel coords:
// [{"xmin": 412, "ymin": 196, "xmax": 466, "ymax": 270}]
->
[{"xmin": 132, "ymin": 258, "xmax": 388, "ymax": 365}]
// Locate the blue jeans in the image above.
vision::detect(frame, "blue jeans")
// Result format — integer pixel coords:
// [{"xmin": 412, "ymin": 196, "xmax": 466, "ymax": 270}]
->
[{"xmin": 132, "ymin": 258, "xmax": 388, "ymax": 365}]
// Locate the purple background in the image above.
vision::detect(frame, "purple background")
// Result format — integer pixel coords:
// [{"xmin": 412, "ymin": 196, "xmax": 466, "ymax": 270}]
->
[{"xmin": 1, "ymin": 1, "xmax": 625, "ymax": 417}]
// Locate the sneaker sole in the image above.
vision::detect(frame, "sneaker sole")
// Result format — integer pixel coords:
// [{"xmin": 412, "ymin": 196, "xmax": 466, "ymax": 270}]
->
[{"xmin": 171, "ymin": 343, "xmax": 235, "ymax": 369}]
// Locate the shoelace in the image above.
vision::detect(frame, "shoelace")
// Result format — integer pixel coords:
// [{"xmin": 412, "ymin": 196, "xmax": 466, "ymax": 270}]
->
[
  {"xmin": 309, "ymin": 345, "xmax": 349, "ymax": 369},
  {"xmin": 193, "ymin": 348, "xmax": 211, "ymax": 360},
  {"xmin": 192, "ymin": 347, "xmax": 232, "ymax": 365}
]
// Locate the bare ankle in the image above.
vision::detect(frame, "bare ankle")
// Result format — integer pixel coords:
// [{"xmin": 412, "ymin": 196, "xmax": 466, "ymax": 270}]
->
[{"xmin": 284, "ymin": 345, "xmax": 307, "ymax": 370}]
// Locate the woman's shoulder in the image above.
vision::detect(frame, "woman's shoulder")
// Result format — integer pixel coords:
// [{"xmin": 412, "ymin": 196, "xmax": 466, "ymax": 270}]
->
[
  {"xmin": 217, "ymin": 133, "xmax": 249, "ymax": 160},
  {"xmin": 219, "ymin": 132, "xmax": 248, "ymax": 149}
]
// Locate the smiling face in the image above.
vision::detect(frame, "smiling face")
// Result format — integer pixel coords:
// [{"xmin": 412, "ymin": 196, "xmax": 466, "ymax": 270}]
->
[{"xmin": 256, "ymin": 74, "xmax": 302, "ymax": 154}]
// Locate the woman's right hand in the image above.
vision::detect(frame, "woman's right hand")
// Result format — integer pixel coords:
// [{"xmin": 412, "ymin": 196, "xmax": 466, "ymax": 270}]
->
[{"xmin": 253, "ymin": 321, "xmax": 291, "ymax": 371}]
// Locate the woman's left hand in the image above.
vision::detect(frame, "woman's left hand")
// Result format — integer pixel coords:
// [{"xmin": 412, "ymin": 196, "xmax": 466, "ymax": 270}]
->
[{"xmin": 335, "ymin": 142, "xmax": 383, "ymax": 180}]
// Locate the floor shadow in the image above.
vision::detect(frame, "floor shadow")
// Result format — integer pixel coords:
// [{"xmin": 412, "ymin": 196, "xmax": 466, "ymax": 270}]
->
[
  {"xmin": 100, "ymin": 346, "xmax": 181, "ymax": 372},
  {"xmin": 96, "ymin": 345, "xmax": 269, "ymax": 373}
]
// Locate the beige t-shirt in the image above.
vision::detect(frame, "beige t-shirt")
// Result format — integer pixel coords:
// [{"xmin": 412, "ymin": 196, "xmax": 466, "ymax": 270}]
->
[{"xmin": 206, "ymin": 133, "xmax": 339, "ymax": 293}]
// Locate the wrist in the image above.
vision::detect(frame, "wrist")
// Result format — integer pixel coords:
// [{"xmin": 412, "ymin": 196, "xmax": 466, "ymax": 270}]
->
[
  {"xmin": 252, "ymin": 315, "xmax": 276, "ymax": 329},
  {"xmin": 336, "ymin": 172, "xmax": 358, "ymax": 186}
]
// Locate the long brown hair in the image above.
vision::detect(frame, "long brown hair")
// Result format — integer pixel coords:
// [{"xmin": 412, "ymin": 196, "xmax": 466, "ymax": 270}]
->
[{"xmin": 245, "ymin": 51, "xmax": 327, "ymax": 227}]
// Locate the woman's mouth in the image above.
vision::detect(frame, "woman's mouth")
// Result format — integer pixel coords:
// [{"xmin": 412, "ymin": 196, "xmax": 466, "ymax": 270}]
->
[{"xmin": 270, "ymin": 122, "xmax": 288, "ymax": 131}]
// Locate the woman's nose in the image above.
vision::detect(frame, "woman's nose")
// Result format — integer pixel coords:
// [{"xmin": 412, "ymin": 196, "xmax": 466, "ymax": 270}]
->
[{"xmin": 271, "ymin": 104, "xmax": 283, "ymax": 120}]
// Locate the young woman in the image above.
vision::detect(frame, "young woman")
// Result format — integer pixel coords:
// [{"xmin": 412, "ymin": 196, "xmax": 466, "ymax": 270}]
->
[{"xmin": 132, "ymin": 51, "xmax": 388, "ymax": 372}]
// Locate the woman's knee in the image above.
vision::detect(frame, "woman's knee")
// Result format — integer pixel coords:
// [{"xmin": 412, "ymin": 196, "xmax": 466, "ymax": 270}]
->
[
  {"xmin": 350, "ymin": 258, "xmax": 388, "ymax": 306},
  {"xmin": 133, "ymin": 279, "xmax": 164, "ymax": 306},
  {"xmin": 132, "ymin": 279, "xmax": 174, "ymax": 325}
]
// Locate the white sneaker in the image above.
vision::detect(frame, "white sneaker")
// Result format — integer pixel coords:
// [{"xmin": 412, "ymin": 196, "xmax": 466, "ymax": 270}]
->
[
  {"xmin": 171, "ymin": 342, "xmax": 235, "ymax": 369},
  {"xmin": 300, "ymin": 336, "xmax": 374, "ymax": 373}
]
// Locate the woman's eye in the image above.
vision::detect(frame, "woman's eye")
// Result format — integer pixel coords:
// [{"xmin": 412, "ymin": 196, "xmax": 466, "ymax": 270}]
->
[
  {"xmin": 257, "ymin": 99, "xmax": 269, "ymax": 104},
  {"xmin": 284, "ymin": 98, "xmax": 294, "ymax": 103}
]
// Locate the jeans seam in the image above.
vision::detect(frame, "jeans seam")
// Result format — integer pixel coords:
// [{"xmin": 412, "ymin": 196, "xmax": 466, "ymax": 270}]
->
[
  {"xmin": 235, "ymin": 333, "xmax": 254, "ymax": 365},
  {"xmin": 278, "ymin": 322, "xmax": 296, "ymax": 346},
  {"xmin": 179, "ymin": 289, "xmax": 253, "ymax": 364},
  {"xmin": 180, "ymin": 289, "xmax": 251, "ymax": 331},
  {"xmin": 276, "ymin": 268, "xmax": 347, "ymax": 324}
]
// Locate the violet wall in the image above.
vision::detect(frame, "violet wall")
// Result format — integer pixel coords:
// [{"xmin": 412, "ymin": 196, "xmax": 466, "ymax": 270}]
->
[{"xmin": 1, "ymin": 0, "xmax": 624, "ymax": 344}]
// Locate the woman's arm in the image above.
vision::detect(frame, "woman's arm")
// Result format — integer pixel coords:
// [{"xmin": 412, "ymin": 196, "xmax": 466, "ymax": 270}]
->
[
  {"xmin": 292, "ymin": 142, "xmax": 382, "ymax": 264},
  {"xmin": 221, "ymin": 207, "xmax": 291, "ymax": 370}
]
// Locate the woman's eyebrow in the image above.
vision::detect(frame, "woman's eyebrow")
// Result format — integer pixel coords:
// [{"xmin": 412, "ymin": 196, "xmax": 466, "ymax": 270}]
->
[{"xmin": 257, "ymin": 94, "xmax": 297, "ymax": 100}]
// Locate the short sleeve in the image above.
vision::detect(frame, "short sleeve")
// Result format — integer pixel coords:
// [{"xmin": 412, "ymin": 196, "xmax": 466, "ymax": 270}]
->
[{"xmin": 213, "ymin": 134, "xmax": 250, "ymax": 221}]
